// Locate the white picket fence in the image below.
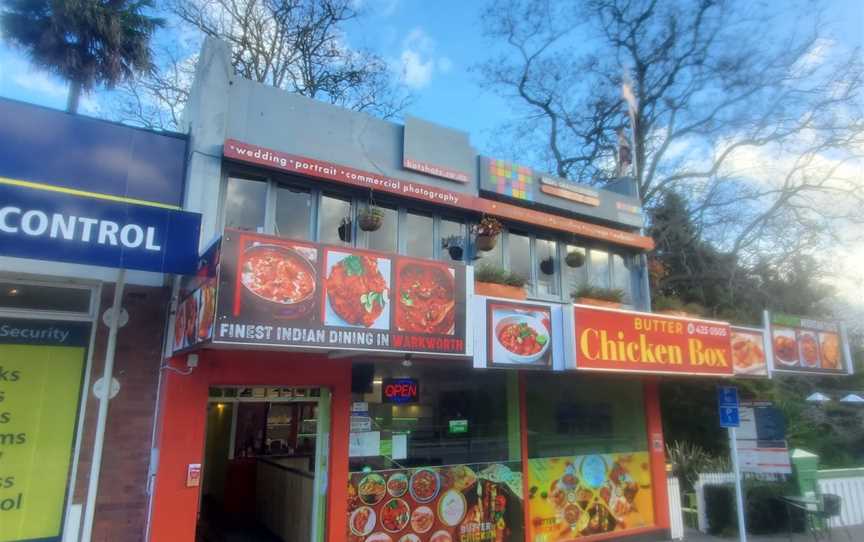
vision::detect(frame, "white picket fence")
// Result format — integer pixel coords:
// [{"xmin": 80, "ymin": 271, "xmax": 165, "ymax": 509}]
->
[
  {"xmin": 690, "ymin": 470, "xmax": 864, "ymax": 532},
  {"xmin": 817, "ymin": 470, "xmax": 864, "ymax": 527},
  {"xmin": 667, "ymin": 476, "xmax": 685, "ymax": 539}
]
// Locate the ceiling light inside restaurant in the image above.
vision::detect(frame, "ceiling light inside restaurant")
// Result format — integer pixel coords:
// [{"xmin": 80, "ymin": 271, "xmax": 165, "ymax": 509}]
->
[
  {"xmin": 839, "ymin": 394, "xmax": 864, "ymax": 403},
  {"xmin": 806, "ymin": 392, "xmax": 831, "ymax": 402},
  {"xmin": 7, "ymin": 287, "xmax": 20, "ymax": 296}
]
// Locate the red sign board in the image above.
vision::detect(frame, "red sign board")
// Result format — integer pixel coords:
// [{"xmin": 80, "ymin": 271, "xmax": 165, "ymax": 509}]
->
[
  {"xmin": 571, "ymin": 305, "xmax": 733, "ymax": 376},
  {"xmin": 223, "ymin": 139, "xmax": 654, "ymax": 250}
]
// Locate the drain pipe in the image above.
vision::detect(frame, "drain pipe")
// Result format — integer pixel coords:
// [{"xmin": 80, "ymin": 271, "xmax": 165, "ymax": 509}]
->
[{"xmin": 80, "ymin": 268, "xmax": 126, "ymax": 542}]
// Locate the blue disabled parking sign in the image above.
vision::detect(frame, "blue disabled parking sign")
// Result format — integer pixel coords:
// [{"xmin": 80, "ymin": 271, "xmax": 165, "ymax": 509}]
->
[{"xmin": 717, "ymin": 386, "xmax": 740, "ymax": 428}]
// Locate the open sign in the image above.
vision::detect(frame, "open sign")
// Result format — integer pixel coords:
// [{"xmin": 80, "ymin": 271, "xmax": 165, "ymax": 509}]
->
[{"xmin": 382, "ymin": 378, "xmax": 420, "ymax": 404}]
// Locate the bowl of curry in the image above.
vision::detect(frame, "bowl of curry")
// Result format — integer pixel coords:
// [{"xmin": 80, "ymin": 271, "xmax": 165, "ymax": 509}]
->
[
  {"xmin": 394, "ymin": 262, "xmax": 456, "ymax": 335},
  {"xmin": 240, "ymin": 244, "xmax": 317, "ymax": 319},
  {"xmin": 494, "ymin": 315, "xmax": 550, "ymax": 365}
]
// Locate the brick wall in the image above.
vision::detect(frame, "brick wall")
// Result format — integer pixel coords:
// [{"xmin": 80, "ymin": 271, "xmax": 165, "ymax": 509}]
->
[{"xmin": 72, "ymin": 283, "xmax": 170, "ymax": 542}]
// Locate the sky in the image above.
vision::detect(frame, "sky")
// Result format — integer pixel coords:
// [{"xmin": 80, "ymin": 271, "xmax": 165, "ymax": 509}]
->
[{"xmin": 0, "ymin": 0, "xmax": 862, "ymax": 307}]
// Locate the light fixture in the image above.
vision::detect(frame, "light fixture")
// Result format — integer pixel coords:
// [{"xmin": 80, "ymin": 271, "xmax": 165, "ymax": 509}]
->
[
  {"xmin": 402, "ymin": 354, "xmax": 413, "ymax": 368},
  {"xmin": 839, "ymin": 394, "xmax": 864, "ymax": 404},
  {"xmin": 372, "ymin": 378, "xmax": 383, "ymax": 385},
  {"xmin": 806, "ymin": 392, "xmax": 831, "ymax": 403},
  {"xmin": 7, "ymin": 287, "xmax": 20, "ymax": 296}
]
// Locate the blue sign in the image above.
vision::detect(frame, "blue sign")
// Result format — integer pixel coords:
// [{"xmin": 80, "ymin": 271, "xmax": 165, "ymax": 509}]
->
[
  {"xmin": 0, "ymin": 182, "xmax": 201, "ymax": 274},
  {"xmin": 718, "ymin": 386, "xmax": 740, "ymax": 428}
]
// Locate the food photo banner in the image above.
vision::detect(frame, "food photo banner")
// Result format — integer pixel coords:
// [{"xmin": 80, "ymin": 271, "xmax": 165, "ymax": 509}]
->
[
  {"xmin": 203, "ymin": 229, "xmax": 469, "ymax": 356},
  {"xmin": 566, "ymin": 305, "xmax": 734, "ymax": 376},
  {"xmin": 766, "ymin": 311, "xmax": 852, "ymax": 375},
  {"xmin": 347, "ymin": 462, "xmax": 524, "ymax": 542},
  {"xmin": 730, "ymin": 326, "xmax": 769, "ymax": 378},
  {"xmin": 471, "ymin": 297, "xmax": 565, "ymax": 370}
]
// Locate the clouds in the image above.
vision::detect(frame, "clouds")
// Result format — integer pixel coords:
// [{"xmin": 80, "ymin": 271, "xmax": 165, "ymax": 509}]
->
[{"xmin": 398, "ymin": 27, "xmax": 452, "ymax": 90}]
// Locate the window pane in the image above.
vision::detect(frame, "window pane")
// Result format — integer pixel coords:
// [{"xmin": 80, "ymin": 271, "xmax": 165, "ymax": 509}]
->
[
  {"xmin": 535, "ymin": 238, "xmax": 559, "ymax": 296},
  {"xmin": 473, "ymin": 235, "xmax": 502, "ymax": 268},
  {"xmin": 438, "ymin": 219, "xmax": 465, "ymax": 262},
  {"xmin": 525, "ymin": 374, "xmax": 647, "ymax": 457},
  {"xmin": 274, "ymin": 185, "xmax": 312, "ymax": 240},
  {"xmin": 562, "ymin": 245, "xmax": 588, "ymax": 297},
  {"xmin": 350, "ymin": 366, "xmax": 517, "ymax": 471},
  {"xmin": 318, "ymin": 194, "xmax": 352, "ymax": 246},
  {"xmin": 590, "ymin": 249, "xmax": 610, "ymax": 288},
  {"xmin": 0, "ymin": 282, "xmax": 91, "ymax": 313},
  {"xmin": 361, "ymin": 205, "xmax": 398, "ymax": 253},
  {"xmin": 612, "ymin": 253, "xmax": 633, "ymax": 303},
  {"xmin": 403, "ymin": 212, "xmax": 434, "ymax": 259},
  {"xmin": 508, "ymin": 232, "xmax": 531, "ymax": 286},
  {"xmin": 224, "ymin": 177, "xmax": 266, "ymax": 232}
]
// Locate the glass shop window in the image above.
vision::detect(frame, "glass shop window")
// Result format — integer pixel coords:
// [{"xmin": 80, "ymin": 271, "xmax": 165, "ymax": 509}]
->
[
  {"xmin": 590, "ymin": 248, "xmax": 611, "ymax": 288},
  {"xmin": 535, "ymin": 237, "xmax": 559, "ymax": 297},
  {"xmin": 224, "ymin": 177, "xmax": 267, "ymax": 232},
  {"xmin": 318, "ymin": 193, "xmax": 352, "ymax": 246},
  {"xmin": 473, "ymin": 236, "xmax": 502, "ymax": 269},
  {"xmin": 612, "ymin": 253, "xmax": 634, "ymax": 304},
  {"xmin": 438, "ymin": 218, "xmax": 465, "ymax": 262},
  {"xmin": 507, "ymin": 232, "xmax": 531, "ymax": 285},
  {"xmin": 274, "ymin": 184, "xmax": 312, "ymax": 240},
  {"xmin": 525, "ymin": 374, "xmax": 647, "ymax": 457},
  {"xmin": 362, "ymin": 205, "xmax": 398, "ymax": 253},
  {"xmin": 403, "ymin": 212, "xmax": 434, "ymax": 259},
  {"xmin": 562, "ymin": 245, "xmax": 588, "ymax": 296},
  {"xmin": 0, "ymin": 282, "xmax": 91, "ymax": 313},
  {"xmin": 349, "ymin": 366, "xmax": 519, "ymax": 472}
]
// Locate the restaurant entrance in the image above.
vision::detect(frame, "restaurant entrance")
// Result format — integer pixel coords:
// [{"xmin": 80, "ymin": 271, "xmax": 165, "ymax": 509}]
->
[{"xmin": 197, "ymin": 386, "xmax": 330, "ymax": 542}]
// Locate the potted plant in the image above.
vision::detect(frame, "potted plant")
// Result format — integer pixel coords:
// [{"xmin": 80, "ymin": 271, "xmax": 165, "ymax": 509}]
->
[
  {"xmin": 565, "ymin": 249, "xmax": 586, "ymax": 268},
  {"xmin": 653, "ymin": 295, "xmax": 706, "ymax": 317},
  {"xmin": 472, "ymin": 216, "xmax": 503, "ymax": 251},
  {"xmin": 572, "ymin": 285, "xmax": 625, "ymax": 308},
  {"xmin": 441, "ymin": 235, "xmax": 464, "ymax": 260},
  {"xmin": 474, "ymin": 264, "xmax": 527, "ymax": 300},
  {"xmin": 337, "ymin": 217, "xmax": 352, "ymax": 243},
  {"xmin": 358, "ymin": 206, "xmax": 385, "ymax": 232}
]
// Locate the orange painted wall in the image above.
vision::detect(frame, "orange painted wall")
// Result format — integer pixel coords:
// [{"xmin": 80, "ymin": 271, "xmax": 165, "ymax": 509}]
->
[
  {"xmin": 147, "ymin": 350, "xmax": 351, "ymax": 542},
  {"xmin": 643, "ymin": 378, "xmax": 670, "ymax": 530}
]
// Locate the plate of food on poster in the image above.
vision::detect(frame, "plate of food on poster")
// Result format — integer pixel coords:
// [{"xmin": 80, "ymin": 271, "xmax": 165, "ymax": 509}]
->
[
  {"xmin": 347, "ymin": 462, "xmax": 524, "ymax": 542},
  {"xmin": 393, "ymin": 260, "xmax": 457, "ymax": 335},
  {"xmin": 487, "ymin": 301, "xmax": 553, "ymax": 368},
  {"xmin": 324, "ymin": 250, "xmax": 391, "ymax": 329},
  {"xmin": 771, "ymin": 327, "xmax": 799, "ymax": 367}
]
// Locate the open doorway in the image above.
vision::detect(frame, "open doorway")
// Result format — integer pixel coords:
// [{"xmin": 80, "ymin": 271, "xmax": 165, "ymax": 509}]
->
[{"xmin": 196, "ymin": 386, "xmax": 330, "ymax": 542}]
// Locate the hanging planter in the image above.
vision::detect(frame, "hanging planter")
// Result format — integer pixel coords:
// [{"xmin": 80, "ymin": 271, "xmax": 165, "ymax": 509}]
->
[
  {"xmin": 358, "ymin": 206, "xmax": 384, "ymax": 232},
  {"xmin": 472, "ymin": 216, "xmax": 503, "ymax": 252},
  {"xmin": 337, "ymin": 217, "xmax": 353, "ymax": 243},
  {"xmin": 441, "ymin": 235, "xmax": 464, "ymax": 261},
  {"xmin": 565, "ymin": 250, "xmax": 586, "ymax": 268},
  {"xmin": 539, "ymin": 257, "xmax": 555, "ymax": 275}
]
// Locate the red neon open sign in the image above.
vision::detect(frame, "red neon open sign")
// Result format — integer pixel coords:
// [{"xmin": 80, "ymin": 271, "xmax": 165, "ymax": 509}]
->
[{"xmin": 382, "ymin": 378, "xmax": 419, "ymax": 404}]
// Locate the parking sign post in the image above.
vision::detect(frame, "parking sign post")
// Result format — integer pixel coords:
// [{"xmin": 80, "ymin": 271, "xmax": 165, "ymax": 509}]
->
[{"xmin": 718, "ymin": 386, "xmax": 747, "ymax": 542}]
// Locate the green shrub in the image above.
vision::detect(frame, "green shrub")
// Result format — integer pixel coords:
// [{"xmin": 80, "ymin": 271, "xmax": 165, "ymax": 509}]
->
[{"xmin": 705, "ymin": 484, "xmax": 735, "ymax": 535}]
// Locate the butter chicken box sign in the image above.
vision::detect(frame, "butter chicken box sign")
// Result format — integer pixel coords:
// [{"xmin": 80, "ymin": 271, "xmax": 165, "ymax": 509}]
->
[
  {"xmin": 567, "ymin": 305, "xmax": 733, "ymax": 376},
  {"xmin": 207, "ymin": 229, "xmax": 468, "ymax": 355},
  {"xmin": 768, "ymin": 312, "xmax": 851, "ymax": 374}
]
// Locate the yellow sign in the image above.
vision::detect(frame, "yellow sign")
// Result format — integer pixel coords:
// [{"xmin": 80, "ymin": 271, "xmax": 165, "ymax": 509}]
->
[
  {"xmin": 527, "ymin": 452, "xmax": 654, "ymax": 541},
  {"xmin": 0, "ymin": 319, "xmax": 89, "ymax": 542}
]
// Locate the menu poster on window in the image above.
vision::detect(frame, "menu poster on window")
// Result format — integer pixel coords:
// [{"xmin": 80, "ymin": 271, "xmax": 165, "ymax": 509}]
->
[
  {"xmin": 347, "ymin": 461, "xmax": 524, "ymax": 542},
  {"xmin": 0, "ymin": 318, "xmax": 90, "ymax": 542},
  {"xmin": 730, "ymin": 326, "xmax": 769, "ymax": 377},
  {"xmin": 768, "ymin": 312, "xmax": 850, "ymax": 374},
  {"xmin": 568, "ymin": 305, "xmax": 733, "ymax": 376},
  {"xmin": 209, "ymin": 229, "xmax": 469, "ymax": 356},
  {"xmin": 472, "ymin": 297, "xmax": 564, "ymax": 370},
  {"xmin": 527, "ymin": 452, "xmax": 654, "ymax": 541}
]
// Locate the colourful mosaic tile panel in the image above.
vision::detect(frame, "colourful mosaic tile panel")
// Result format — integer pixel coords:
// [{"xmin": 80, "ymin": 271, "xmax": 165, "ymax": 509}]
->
[{"xmin": 486, "ymin": 158, "xmax": 534, "ymax": 201}]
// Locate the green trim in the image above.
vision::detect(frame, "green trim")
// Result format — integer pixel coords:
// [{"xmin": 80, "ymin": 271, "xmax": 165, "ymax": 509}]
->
[{"xmin": 817, "ymin": 468, "xmax": 864, "ymax": 480}]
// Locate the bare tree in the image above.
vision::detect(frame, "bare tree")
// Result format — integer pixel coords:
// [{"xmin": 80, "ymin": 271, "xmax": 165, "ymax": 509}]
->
[
  {"xmin": 477, "ymin": 0, "xmax": 864, "ymax": 264},
  {"xmin": 113, "ymin": 0, "xmax": 410, "ymax": 129}
]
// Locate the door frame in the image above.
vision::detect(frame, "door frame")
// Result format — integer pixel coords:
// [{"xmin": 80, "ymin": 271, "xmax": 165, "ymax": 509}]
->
[{"xmin": 146, "ymin": 350, "xmax": 351, "ymax": 542}]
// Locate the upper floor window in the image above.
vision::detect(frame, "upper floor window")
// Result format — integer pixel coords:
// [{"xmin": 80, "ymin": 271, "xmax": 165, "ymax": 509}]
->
[
  {"xmin": 318, "ymin": 193, "xmax": 352, "ymax": 246},
  {"xmin": 274, "ymin": 184, "xmax": 312, "ymax": 240},
  {"xmin": 224, "ymin": 177, "xmax": 267, "ymax": 232},
  {"xmin": 403, "ymin": 211, "xmax": 434, "ymax": 259}
]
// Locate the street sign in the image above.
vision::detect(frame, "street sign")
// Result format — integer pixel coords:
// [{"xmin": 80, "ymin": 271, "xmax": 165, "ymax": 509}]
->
[{"xmin": 718, "ymin": 386, "xmax": 740, "ymax": 428}]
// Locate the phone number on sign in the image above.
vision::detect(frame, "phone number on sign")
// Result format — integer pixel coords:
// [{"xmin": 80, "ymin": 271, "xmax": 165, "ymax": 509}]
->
[{"xmin": 687, "ymin": 323, "xmax": 728, "ymax": 337}]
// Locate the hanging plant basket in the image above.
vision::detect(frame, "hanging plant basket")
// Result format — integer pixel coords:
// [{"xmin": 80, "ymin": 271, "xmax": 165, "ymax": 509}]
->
[
  {"xmin": 448, "ymin": 245, "xmax": 464, "ymax": 260},
  {"xmin": 338, "ymin": 218, "xmax": 353, "ymax": 243},
  {"xmin": 475, "ymin": 234, "xmax": 498, "ymax": 252},
  {"xmin": 358, "ymin": 208, "xmax": 384, "ymax": 232},
  {"xmin": 539, "ymin": 257, "xmax": 555, "ymax": 275},
  {"xmin": 565, "ymin": 251, "xmax": 586, "ymax": 268}
]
